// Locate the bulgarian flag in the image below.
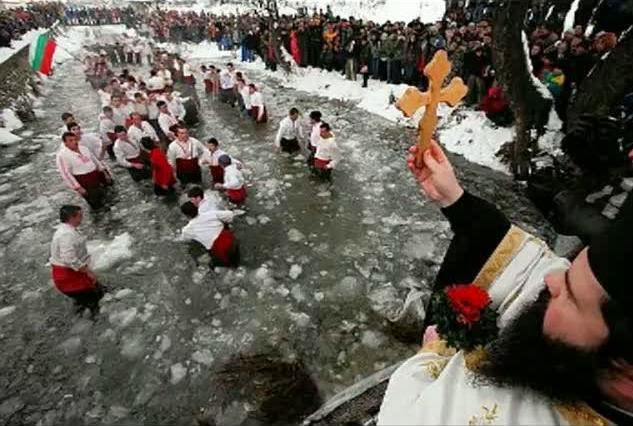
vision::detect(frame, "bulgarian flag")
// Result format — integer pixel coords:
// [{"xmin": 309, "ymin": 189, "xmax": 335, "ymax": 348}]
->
[{"xmin": 29, "ymin": 33, "xmax": 57, "ymax": 76}]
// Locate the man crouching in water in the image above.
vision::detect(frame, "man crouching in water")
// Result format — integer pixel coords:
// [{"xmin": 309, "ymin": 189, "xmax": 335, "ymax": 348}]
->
[{"xmin": 180, "ymin": 197, "xmax": 240, "ymax": 268}]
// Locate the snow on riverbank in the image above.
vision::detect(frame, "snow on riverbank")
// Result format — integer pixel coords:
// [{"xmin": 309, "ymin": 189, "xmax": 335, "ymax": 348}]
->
[
  {"xmin": 186, "ymin": 44, "xmax": 558, "ymax": 173},
  {"xmin": 0, "ymin": 28, "xmax": 48, "ymax": 65}
]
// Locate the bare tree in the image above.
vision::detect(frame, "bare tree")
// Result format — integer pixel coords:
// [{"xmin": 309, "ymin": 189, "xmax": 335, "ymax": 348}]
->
[{"xmin": 492, "ymin": 0, "xmax": 553, "ymax": 179}]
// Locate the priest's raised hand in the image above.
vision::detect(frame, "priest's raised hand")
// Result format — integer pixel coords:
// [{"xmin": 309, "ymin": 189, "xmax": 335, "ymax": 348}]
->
[{"xmin": 406, "ymin": 141, "xmax": 463, "ymax": 208}]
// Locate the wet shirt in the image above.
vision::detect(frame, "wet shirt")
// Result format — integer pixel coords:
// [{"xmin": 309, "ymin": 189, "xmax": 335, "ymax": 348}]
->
[
  {"xmin": 222, "ymin": 163, "xmax": 245, "ymax": 190},
  {"xmin": 113, "ymin": 138, "xmax": 141, "ymax": 168},
  {"xmin": 50, "ymin": 223, "xmax": 90, "ymax": 270},
  {"xmin": 181, "ymin": 209, "xmax": 235, "ymax": 250},
  {"xmin": 128, "ymin": 121, "xmax": 158, "ymax": 145},
  {"xmin": 275, "ymin": 116, "xmax": 304, "ymax": 147},
  {"xmin": 56, "ymin": 144, "xmax": 103, "ymax": 190}
]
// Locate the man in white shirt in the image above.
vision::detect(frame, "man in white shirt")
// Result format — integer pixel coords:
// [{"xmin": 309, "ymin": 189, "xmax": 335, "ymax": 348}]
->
[
  {"xmin": 147, "ymin": 69, "xmax": 165, "ymax": 93},
  {"xmin": 313, "ymin": 121, "xmax": 340, "ymax": 184},
  {"xmin": 113, "ymin": 126, "xmax": 149, "ymax": 181},
  {"xmin": 109, "ymin": 95, "xmax": 128, "ymax": 128},
  {"xmin": 214, "ymin": 155, "xmax": 247, "ymax": 205},
  {"xmin": 307, "ymin": 110, "xmax": 322, "ymax": 167},
  {"xmin": 56, "ymin": 132, "xmax": 113, "ymax": 208},
  {"xmin": 157, "ymin": 65, "xmax": 173, "ymax": 87},
  {"xmin": 157, "ymin": 100, "xmax": 179, "ymax": 141},
  {"xmin": 50, "ymin": 205, "xmax": 104, "ymax": 315},
  {"xmin": 98, "ymin": 106, "xmax": 116, "ymax": 159},
  {"xmin": 180, "ymin": 200, "xmax": 240, "ymax": 267},
  {"xmin": 275, "ymin": 107, "xmax": 303, "ymax": 153},
  {"xmin": 167, "ymin": 126, "xmax": 206, "ymax": 186},
  {"xmin": 219, "ymin": 64, "xmax": 236, "ymax": 105},
  {"xmin": 163, "ymin": 88, "xmax": 186, "ymax": 121},
  {"xmin": 132, "ymin": 92, "xmax": 149, "ymax": 119},
  {"xmin": 127, "ymin": 112, "xmax": 159, "ymax": 147},
  {"xmin": 248, "ymin": 84, "xmax": 267, "ymax": 123},
  {"xmin": 67, "ymin": 122, "xmax": 105, "ymax": 161}
]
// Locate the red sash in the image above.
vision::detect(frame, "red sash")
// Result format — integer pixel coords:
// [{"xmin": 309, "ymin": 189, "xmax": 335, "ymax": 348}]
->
[
  {"xmin": 128, "ymin": 156, "xmax": 143, "ymax": 165},
  {"xmin": 314, "ymin": 158, "xmax": 331, "ymax": 169},
  {"xmin": 210, "ymin": 165, "xmax": 224, "ymax": 183},
  {"xmin": 226, "ymin": 186, "xmax": 246, "ymax": 204},
  {"xmin": 184, "ymin": 75, "xmax": 195, "ymax": 85},
  {"xmin": 209, "ymin": 228, "xmax": 236, "ymax": 265},
  {"xmin": 51, "ymin": 264, "xmax": 96, "ymax": 294},
  {"xmin": 125, "ymin": 117, "xmax": 134, "ymax": 128},
  {"xmin": 176, "ymin": 157, "xmax": 199, "ymax": 174},
  {"xmin": 250, "ymin": 106, "xmax": 268, "ymax": 123},
  {"xmin": 204, "ymin": 79, "xmax": 214, "ymax": 93},
  {"xmin": 73, "ymin": 170, "xmax": 105, "ymax": 190}
]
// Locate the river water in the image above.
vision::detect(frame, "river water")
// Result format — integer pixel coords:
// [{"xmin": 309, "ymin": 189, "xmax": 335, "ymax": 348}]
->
[{"xmin": 0, "ymin": 30, "xmax": 554, "ymax": 425}]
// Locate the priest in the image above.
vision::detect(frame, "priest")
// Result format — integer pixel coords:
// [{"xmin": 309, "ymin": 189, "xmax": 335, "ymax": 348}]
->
[{"xmin": 377, "ymin": 141, "xmax": 633, "ymax": 425}]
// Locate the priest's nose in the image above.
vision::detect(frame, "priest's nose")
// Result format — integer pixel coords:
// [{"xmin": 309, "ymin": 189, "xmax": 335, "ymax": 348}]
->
[{"xmin": 544, "ymin": 273, "xmax": 563, "ymax": 298}]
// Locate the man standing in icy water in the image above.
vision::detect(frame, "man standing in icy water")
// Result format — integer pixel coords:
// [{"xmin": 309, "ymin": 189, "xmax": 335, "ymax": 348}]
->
[
  {"xmin": 378, "ymin": 142, "xmax": 633, "ymax": 425},
  {"xmin": 50, "ymin": 205, "xmax": 104, "ymax": 317}
]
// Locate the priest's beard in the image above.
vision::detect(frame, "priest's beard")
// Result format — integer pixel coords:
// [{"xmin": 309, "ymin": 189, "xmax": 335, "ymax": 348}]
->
[{"xmin": 478, "ymin": 289, "xmax": 607, "ymax": 402}]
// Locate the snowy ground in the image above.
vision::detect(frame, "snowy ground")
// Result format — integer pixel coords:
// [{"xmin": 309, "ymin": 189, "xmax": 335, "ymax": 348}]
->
[
  {"xmin": 0, "ymin": 26, "xmax": 555, "ymax": 425},
  {"xmin": 0, "ymin": 28, "xmax": 48, "ymax": 65}
]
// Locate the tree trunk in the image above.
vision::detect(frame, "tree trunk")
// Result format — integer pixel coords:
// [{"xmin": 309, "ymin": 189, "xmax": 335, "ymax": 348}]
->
[
  {"xmin": 567, "ymin": 25, "xmax": 633, "ymax": 132},
  {"xmin": 575, "ymin": 0, "xmax": 601, "ymax": 30},
  {"xmin": 492, "ymin": 1, "xmax": 553, "ymax": 179}
]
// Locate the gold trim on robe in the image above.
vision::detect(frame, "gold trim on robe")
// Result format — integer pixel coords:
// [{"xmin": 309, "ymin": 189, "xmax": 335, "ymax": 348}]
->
[
  {"xmin": 473, "ymin": 225, "xmax": 528, "ymax": 290},
  {"xmin": 556, "ymin": 403, "xmax": 610, "ymax": 426}
]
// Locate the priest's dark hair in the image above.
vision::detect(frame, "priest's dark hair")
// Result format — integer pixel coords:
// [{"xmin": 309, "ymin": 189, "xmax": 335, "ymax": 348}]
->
[
  {"xmin": 157, "ymin": 100, "xmax": 167, "ymax": 108},
  {"xmin": 114, "ymin": 125, "xmax": 126, "ymax": 133},
  {"xmin": 61, "ymin": 112, "xmax": 74, "ymax": 121},
  {"xmin": 62, "ymin": 131, "xmax": 76, "ymax": 142},
  {"xmin": 140, "ymin": 137, "xmax": 155, "ymax": 151},
  {"xmin": 320, "ymin": 122, "xmax": 331, "ymax": 131},
  {"xmin": 289, "ymin": 107, "xmax": 299, "ymax": 115},
  {"xmin": 59, "ymin": 205, "xmax": 82, "ymax": 223},
  {"xmin": 207, "ymin": 137, "xmax": 219, "ymax": 146},
  {"xmin": 66, "ymin": 122, "xmax": 79, "ymax": 131},
  {"xmin": 103, "ymin": 106, "xmax": 112, "ymax": 113},
  {"xmin": 187, "ymin": 186, "xmax": 204, "ymax": 199},
  {"xmin": 181, "ymin": 201, "xmax": 199, "ymax": 219}
]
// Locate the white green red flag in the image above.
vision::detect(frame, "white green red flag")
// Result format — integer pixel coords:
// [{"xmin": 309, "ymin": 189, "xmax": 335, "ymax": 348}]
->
[{"xmin": 28, "ymin": 33, "xmax": 57, "ymax": 75}]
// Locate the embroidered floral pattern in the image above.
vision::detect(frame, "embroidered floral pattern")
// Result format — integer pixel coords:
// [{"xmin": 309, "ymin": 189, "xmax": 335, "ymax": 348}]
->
[{"xmin": 468, "ymin": 403, "xmax": 499, "ymax": 426}]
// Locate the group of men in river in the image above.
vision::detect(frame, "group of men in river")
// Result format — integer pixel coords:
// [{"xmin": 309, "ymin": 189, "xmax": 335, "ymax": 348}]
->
[{"xmin": 51, "ymin": 42, "xmax": 341, "ymax": 315}]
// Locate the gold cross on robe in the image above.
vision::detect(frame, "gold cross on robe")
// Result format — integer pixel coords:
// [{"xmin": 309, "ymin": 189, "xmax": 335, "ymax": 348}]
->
[{"xmin": 396, "ymin": 50, "xmax": 468, "ymax": 166}]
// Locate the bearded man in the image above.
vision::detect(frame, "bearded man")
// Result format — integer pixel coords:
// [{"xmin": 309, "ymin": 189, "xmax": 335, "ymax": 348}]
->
[{"xmin": 377, "ymin": 142, "xmax": 633, "ymax": 425}]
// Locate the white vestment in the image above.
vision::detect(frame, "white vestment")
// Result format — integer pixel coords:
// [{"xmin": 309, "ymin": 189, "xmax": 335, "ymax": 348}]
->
[{"xmin": 378, "ymin": 226, "xmax": 609, "ymax": 426}]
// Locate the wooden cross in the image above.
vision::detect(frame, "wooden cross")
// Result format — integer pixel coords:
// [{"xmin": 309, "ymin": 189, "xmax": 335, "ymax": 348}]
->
[{"xmin": 396, "ymin": 50, "xmax": 468, "ymax": 166}]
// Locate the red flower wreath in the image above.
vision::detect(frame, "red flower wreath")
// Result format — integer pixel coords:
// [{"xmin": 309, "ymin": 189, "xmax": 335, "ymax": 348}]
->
[
  {"xmin": 446, "ymin": 285, "xmax": 491, "ymax": 325},
  {"xmin": 432, "ymin": 284, "xmax": 499, "ymax": 350}
]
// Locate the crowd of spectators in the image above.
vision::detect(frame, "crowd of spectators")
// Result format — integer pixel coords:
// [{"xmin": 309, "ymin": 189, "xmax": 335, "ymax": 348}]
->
[
  {"xmin": 2, "ymin": 0, "xmax": 630, "ymax": 127},
  {"xmin": 0, "ymin": 2, "xmax": 63, "ymax": 48},
  {"xmin": 139, "ymin": 0, "xmax": 629, "ymax": 127}
]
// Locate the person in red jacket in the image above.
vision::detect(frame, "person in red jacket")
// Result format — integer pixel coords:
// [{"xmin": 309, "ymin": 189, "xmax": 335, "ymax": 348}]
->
[
  {"xmin": 480, "ymin": 81, "xmax": 513, "ymax": 127},
  {"xmin": 141, "ymin": 137, "xmax": 175, "ymax": 196}
]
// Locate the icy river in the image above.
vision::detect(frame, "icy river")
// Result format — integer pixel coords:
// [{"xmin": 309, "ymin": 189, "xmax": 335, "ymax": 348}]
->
[{"xmin": 0, "ymin": 28, "xmax": 554, "ymax": 426}]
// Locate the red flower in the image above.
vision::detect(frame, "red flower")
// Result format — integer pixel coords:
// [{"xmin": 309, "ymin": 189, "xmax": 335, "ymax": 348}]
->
[{"xmin": 445, "ymin": 284, "xmax": 491, "ymax": 325}]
